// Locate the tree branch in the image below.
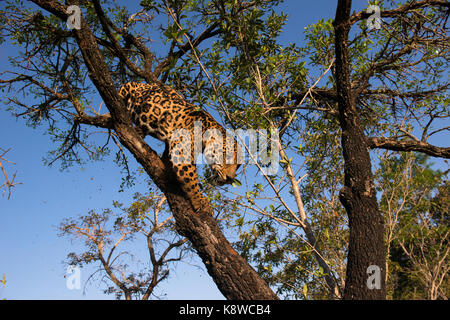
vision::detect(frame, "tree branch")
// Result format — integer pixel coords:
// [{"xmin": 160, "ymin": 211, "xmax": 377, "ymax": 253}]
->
[
  {"xmin": 362, "ymin": 85, "xmax": 450, "ymax": 100},
  {"xmin": 349, "ymin": 0, "xmax": 450, "ymax": 26},
  {"xmin": 153, "ymin": 22, "xmax": 221, "ymax": 78},
  {"xmin": 91, "ymin": 0, "xmax": 155, "ymax": 82},
  {"xmin": 0, "ymin": 148, "xmax": 21, "ymax": 199},
  {"xmin": 367, "ymin": 137, "xmax": 450, "ymax": 158}
]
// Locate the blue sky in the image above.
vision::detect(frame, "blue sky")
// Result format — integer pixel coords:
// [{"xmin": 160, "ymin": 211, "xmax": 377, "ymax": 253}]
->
[{"xmin": 1, "ymin": 0, "xmax": 446, "ymax": 300}]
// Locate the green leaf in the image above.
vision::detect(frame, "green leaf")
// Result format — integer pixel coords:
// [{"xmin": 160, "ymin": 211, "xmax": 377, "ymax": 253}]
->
[{"xmin": 232, "ymin": 178, "xmax": 242, "ymax": 187}]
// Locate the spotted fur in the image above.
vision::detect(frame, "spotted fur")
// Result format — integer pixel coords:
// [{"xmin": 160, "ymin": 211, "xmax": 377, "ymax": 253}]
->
[{"xmin": 118, "ymin": 82, "xmax": 240, "ymax": 214}]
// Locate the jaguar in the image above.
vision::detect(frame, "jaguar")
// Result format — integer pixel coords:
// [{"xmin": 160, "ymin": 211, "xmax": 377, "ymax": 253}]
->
[{"xmin": 118, "ymin": 82, "xmax": 240, "ymax": 214}]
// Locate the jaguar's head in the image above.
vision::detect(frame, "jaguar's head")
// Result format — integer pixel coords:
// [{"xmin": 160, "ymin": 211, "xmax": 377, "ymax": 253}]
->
[{"xmin": 210, "ymin": 163, "xmax": 240, "ymax": 186}]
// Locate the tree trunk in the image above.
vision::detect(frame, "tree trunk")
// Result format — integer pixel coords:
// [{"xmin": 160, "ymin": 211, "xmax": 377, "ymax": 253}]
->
[
  {"xmin": 333, "ymin": 0, "xmax": 386, "ymax": 299},
  {"xmin": 166, "ymin": 190, "xmax": 280, "ymax": 300},
  {"xmin": 31, "ymin": 0, "xmax": 278, "ymax": 300}
]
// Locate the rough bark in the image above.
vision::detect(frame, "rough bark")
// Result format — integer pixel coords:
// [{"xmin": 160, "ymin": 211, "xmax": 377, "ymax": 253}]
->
[
  {"xmin": 30, "ymin": 0, "xmax": 278, "ymax": 300},
  {"xmin": 333, "ymin": 0, "xmax": 386, "ymax": 299}
]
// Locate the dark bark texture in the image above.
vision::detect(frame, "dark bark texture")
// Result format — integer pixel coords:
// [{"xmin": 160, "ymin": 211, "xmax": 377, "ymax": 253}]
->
[
  {"xmin": 334, "ymin": 0, "xmax": 386, "ymax": 299},
  {"xmin": 30, "ymin": 0, "xmax": 278, "ymax": 300},
  {"xmin": 367, "ymin": 137, "xmax": 450, "ymax": 159}
]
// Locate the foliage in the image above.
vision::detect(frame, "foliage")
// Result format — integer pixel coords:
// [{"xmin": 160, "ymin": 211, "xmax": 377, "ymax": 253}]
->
[
  {"xmin": 58, "ymin": 191, "xmax": 190, "ymax": 300},
  {"xmin": 377, "ymin": 152, "xmax": 449, "ymax": 299}
]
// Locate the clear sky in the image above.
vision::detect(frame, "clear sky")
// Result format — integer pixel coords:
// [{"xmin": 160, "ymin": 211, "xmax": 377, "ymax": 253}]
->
[{"xmin": 1, "ymin": 0, "xmax": 444, "ymax": 300}]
